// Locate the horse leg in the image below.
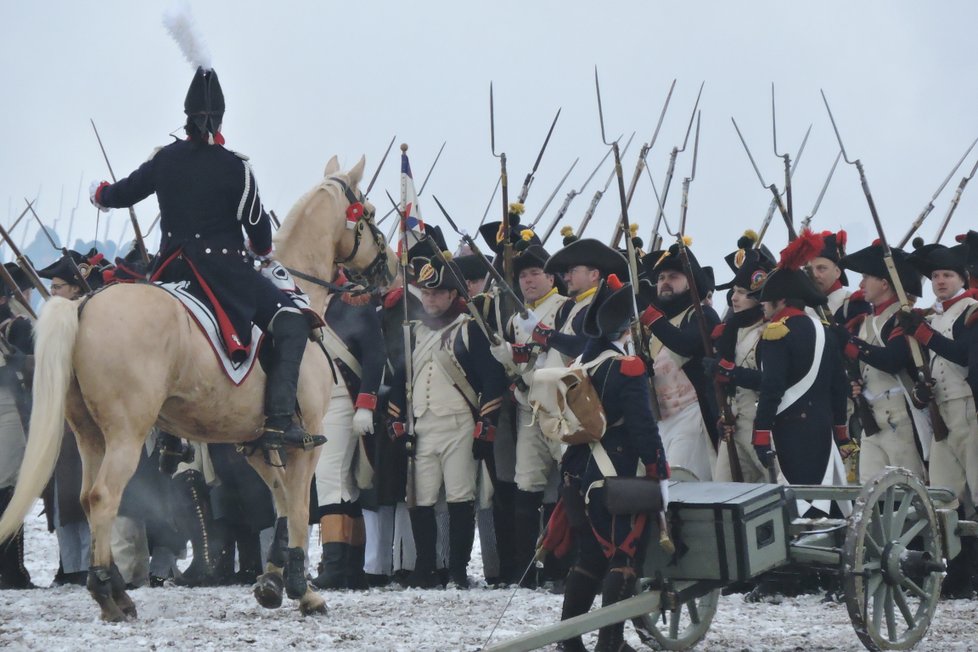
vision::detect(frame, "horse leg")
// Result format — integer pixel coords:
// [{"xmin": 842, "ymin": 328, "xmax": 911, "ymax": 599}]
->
[
  {"xmin": 84, "ymin": 428, "xmax": 145, "ymax": 622},
  {"xmin": 244, "ymin": 455, "xmax": 290, "ymax": 609},
  {"xmin": 284, "ymin": 448, "xmax": 327, "ymax": 616}
]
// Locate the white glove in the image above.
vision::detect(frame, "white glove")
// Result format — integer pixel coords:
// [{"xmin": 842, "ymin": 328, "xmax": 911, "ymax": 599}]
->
[
  {"xmin": 490, "ymin": 341, "xmax": 514, "ymax": 366},
  {"xmin": 89, "ymin": 180, "xmax": 110, "ymax": 212},
  {"xmin": 352, "ymin": 408, "xmax": 375, "ymax": 436},
  {"xmin": 514, "ymin": 309, "xmax": 540, "ymax": 334}
]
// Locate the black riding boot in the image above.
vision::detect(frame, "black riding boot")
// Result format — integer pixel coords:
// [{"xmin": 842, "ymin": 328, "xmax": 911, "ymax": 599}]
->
[
  {"xmin": 514, "ymin": 489, "xmax": 544, "ymax": 588},
  {"xmin": 258, "ymin": 311, "xmax": 326, "ymax": 454},
  {"xmin": 233, "ymin": 525, "xmax": 263, "ymax": 585},
  {"xmin": 407, "ymin": 506, "xmax": 440, "ymax": 589},
  {"xmin": 0, "ymin": 488, "xmax": 33, "ymax": 590},
  {"xmin": 557, "ymin": 567, "xmax": 601, "ymax": 652},
  {"xmin": 595, "ymin": 568, "xmax": 638, "ymax": 652},
  {"xmin": 311, "ymin": 542, "xmax": 349, "ymax": 590},
  {"xmin": 448, "ymin": 501, "xmax": 475, "ymax": 588},
  {"xmin": 347, "ymin": 516, "xmax": 368, "ymax": 590},
  {"xmin": 173, "ymin": 470, "xmax": 223, "ymax": 587},
  {"xmin": 492, "ymin": 481, "xmax": 518, "ymax": 584}
]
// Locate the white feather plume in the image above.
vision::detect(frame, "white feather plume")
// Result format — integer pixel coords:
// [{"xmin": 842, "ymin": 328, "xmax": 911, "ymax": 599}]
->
[{"xmin": 162, "ymin": 0, "xmax": 213, "ymax": 71}]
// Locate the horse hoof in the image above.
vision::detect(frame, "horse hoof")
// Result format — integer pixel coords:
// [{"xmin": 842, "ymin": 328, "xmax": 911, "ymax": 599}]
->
[
  {"xmin": 299, "ymin": 596, "xmax": 328, "ymax": 617},
  {"xmin": 97, "ymin": 601, "xmax": 129, "ymax": 623},
  {"xmin": 253, "ymin": 573, "xmax": 284, "ymax": 609}
]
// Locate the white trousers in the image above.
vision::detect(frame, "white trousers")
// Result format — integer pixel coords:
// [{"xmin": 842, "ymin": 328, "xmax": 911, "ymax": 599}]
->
[
  {"xmin": 514, "ymin": 404, "xmax": 561, "ymax": 494},
  {"xmin": 932, "ymin": 396, "xmax": 978, "ymax": 509},
  {"xmin": 659, "ymin": 402, "xmax": 715, "ymax": 481},
  {"xmin": 316, "ymin": 376, "xmax": 359, "ymax": 506},
  {"xmin": 414, "ymin": 411, "xmax": 477, "ymax": 506}
]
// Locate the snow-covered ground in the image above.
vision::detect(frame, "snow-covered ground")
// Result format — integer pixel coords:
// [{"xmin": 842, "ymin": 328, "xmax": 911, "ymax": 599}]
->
[{"xmin": 2, "ymin": 505, "xmax": 976, "ymax": 651}]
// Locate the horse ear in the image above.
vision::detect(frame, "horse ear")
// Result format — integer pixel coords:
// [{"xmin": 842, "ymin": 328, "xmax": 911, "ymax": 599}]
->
[
  {"xmin": 347, "ymin": 155, "xmax": 366, "ymax": 188},
  {"xmin": 324, "ymin": 156, "xmax": 340, "ymax": 177}
]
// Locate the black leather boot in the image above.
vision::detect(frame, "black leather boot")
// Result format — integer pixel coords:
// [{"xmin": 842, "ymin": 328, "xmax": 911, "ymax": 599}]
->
[
  {"xmin": 233, "ymin": 526, "xmax": 263, "ymax": 585},
  {"xmin": 173, "ymin": 470, "xmax": 224, "ymax": 587},
  {"xmin": 595, "ymin": 568, "xmax": 638, "ymax": 651},
  {"xmin": 156, "ymin": 432, "xmax": 194, "ymax": 475},
  {"xmin": 407, "ymin": 507, "xmax": 440, "ymax": 589},
  {"xmin": 448, "ymin": 501, "xmax": 475, "ymax": 588},
  {"xmin": 557, "ymin": 567, "xmax": 601, "ymax": 652},
  {"xmin": 257, "ymin": 312, "xmax": 326, "ymax": 456},
  {"xmin": 347, "ymin": 516, "xmax": 368, "ymax": 591},
  {"xmin": 514, "ymin": 489, "xmax": 544, "ymax": 588},
  {"xmin": 492, "ymin": 481, "xmax": 518, "ymax": 584},
  {"xmin": 311, "ymin": 542, "xmax": 349, "ymax": 590}
]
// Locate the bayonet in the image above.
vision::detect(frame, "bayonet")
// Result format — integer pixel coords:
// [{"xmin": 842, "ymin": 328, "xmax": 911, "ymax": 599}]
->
[
  {"xmin": 648, "ymin": 82, "xmax": 704, "ymax": 251},
  {"xmin": 577, "ymin": 133, "xmax": 635, "ymax": 237},
  {"xmin": 528, "ymin": 157, "xmax": 579, "ymax": 229},
  {"xmin": 731, "ymin": 116, "xmax": 796, "ymax": 241},
  {"xmin": 539, "ymin": 147, "xmax": 615, "ymax": 245},
  {"xmin": 898, "ymin": 135, "xmax": 978, "ymax": 246},
  {"xmin": 26, "ymin": 200, "xmax": 92, "ymax": 294},
  {"xmin": 799, "ymin": 149, "xmax": 842, "ymax": 232},
  {"xmin": 933, "ymin": 156, "xmax": 978, "ymax": 244},
  {"xmin": 0, "ymin": 201, "xmax": 48, "ymax": 299},
  {"xmin": 364, "ymin": 134, "xmax": 397, "ymax": 197},
  {"xmin": 757, "ymin": 124, "xmax": 812, "ymax": 245},
  {"xmin": 771, "ymin": 83, "xmax": 796, "ymax": 228},
  {"xmin": 90, "ymin": 119, "xmax": 151, "ymax": 265},
  {"xmin": 610, "ymin": 79, "xmax": 676, "ymax": 247},
  {"xmin": 517, "ymin": 108, "xmax": 561, "ymax": 205},
  {"xmin": 490, "ymin": 83, "xmax": 515, "ymax": 318}
]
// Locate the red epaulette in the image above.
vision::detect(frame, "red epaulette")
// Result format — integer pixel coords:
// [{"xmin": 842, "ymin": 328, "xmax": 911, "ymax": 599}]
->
[
  {"xmin": 341, "ymin": 292, "xmax": 372, "ymax": 307},
  {"xmin": 619, "ymin": 356, "xmax": 645, "ymax": 377},
  {"xmin": 845, "ymin": 313, "xmax": 867, "ymax": 333},
  {"xmin": 383, "ymin": 287, "xmax": 404, "ymax": 310},
  {"xmin": 710, "ymin": 323, "xmax": 725, "ymax": 341}
]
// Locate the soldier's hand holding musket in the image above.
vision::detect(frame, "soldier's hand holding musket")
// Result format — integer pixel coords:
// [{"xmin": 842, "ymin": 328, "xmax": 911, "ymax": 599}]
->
[
  {"xmin": 471, "ymin": 417, "xmax": 495, "ymax": 461},
  {"xmin": 387, "ymin": 418, "xmax": 415, "ymax": 457}
]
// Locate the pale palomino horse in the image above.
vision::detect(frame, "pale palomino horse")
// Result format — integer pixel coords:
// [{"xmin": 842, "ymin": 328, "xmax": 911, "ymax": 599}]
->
[{"xmin": 0, "ymin": 156, "xmax": 396, "ymax": 621}]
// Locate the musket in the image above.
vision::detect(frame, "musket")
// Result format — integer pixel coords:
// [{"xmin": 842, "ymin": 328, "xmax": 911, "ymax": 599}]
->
[
  {"xmin": 757, "ymin": 124, "xmax": 812, "ymax": 246},
  {"xmin": 0, "ymin": 202, "xmax": 49, "ymax": 300},
  {"xmin": 596, "ymin": 67, "xmax": 673, "ymax": 553},
  {"xmin": 477, "ymin": 175, "xmax": 502, "ymax": 230},
  {"xmin": 377, "ymin": 141, "xmax": 447, "ymax": 227},
  {"xmin": 432, "ymin": 194, "xmax": 527, "ymax": 321},
  {"xmin": 26, "ymin": 201, "xmax": 93, "ymax": 295},
  {"xmin": 731, "ymin": 116, "xmax": 796, "ymax": 241},
  {"xmin": 609, "ymin": 78, "xmax": 676, "ymax": 248},
  {"xmin": 897, "ymin": 136, "xmax": 978, "ymax": 247},
  {"xmin": 799, "ymin": 149, "xmax": 842, "ymax": 233},
  {"xmin": 933, "ymin": 156, "xmax": 978, "ymax": 244},
  {"xmin": 67, "ymin": 173, "xmax": 82, "ymax": 246},
  {"xmin": 577, "ymin": 132, "xmax": 636, "ymax": 238},
  {"xmin": 771, "ymin": 84, "xmax": 796, "ymax": 230},
  {"xmin": 648, "ymin": 82, "xmax": 704, "ymax": 252},
  {"xmin": 364, "ymin": 134, "xmax": 397, "ymax": 197},
  {"xmin": 517, "ymin": 108, "xmax": 561, "ymax": 205},
  {"xmin": 822, "ymin": 90, "xmax": 946, "ymax": 438},
  {"xmin": 528, "ymin": 157, "xmax": 580, "ymax": 230},
  {"xmin": 90, "ymin": 119, "xmax": 151, "ymax": 266},
  {"xmin": 391, "ymin": 181, "xmax": 418, "ymax": 507},
  {"xmin": 539, "ymin": 148, "xmax": 612, "ymax": 246},
  {"xmin": 490, "ymin": 83, "xmax": 516, "ymax": 320}
]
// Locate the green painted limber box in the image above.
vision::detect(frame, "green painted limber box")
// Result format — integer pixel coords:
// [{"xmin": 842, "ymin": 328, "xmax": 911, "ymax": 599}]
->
[{"xmin": 644, "ymin": 482, "xmax": 795, "ymax": 583}]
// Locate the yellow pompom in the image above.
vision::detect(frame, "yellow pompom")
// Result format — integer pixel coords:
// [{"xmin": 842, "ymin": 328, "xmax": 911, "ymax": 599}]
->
[
  {"xmin": 682, "ymin": 235, "xmax": 693, "ymax": 246},
  {"xmin": 520, "ymin": 229, "xmax": 535, "ymax": 241},
  {"xmin": 560, "ymin": 226, "xmax": 574, "ymax": 237},
  {"xmin": 743, "ymin": 229, "xmax": 758, "ymax": 242},
  {"xmin": 629, "ymin": 223, "xmax": 639, "ymax": 236},
  {"xmin": 441, "ymin": 250, "xmax": 453, "ymax": 260},
  {"xmin": 509, "ymin": 202, "xmax": 525, "ymax": 216}
]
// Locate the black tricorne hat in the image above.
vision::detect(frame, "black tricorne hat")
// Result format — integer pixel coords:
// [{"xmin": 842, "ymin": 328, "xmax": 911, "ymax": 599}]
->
[
  {"xmin": 545, "ymin": 238, "xmax": 628, "ymax": 278},
  {"xmin": 406, "ymin": 225, "xmax": 449, "ymax": 265},
  {"xmin": 641, "ymin": 238, "xmax": 710, "ymax": 295},
  {"xmin": 582, "ymin": 276, "xmax": 633, "ymax": 341},
  {"xmin": 37, "ymin": 249, "xmax": 106, "ymax": 290},
  {"xmin": 185, "ymin": 67, "xmax": 225, "ymax": 138},
  {"xmin": 840, "ymin": 242, "xmax": 922, "ymax": 298},
  {"xmin": 816, "ymin": 230, "xmax": 849, "ymax": 286},
  {"xmin": 907, "ymin": 238, "xmax": 969, "ymax": 282},
  {"xmin": 453, "ymin": 254, "xmax": 492, "ymax": 281},
  {"xmin": 479, "ymin": 203, "xmax": 534, "ymax": 255},
  {"xmin": 1, "ymin": 263, "xmax": 31, "ymax": 298},
  {"xmin": 512, "ymin": 244, "xmax": 550, "ymax": 276}
]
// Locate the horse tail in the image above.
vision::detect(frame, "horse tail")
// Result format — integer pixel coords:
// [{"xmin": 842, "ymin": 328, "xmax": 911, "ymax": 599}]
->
[{"xmin": 0, "ymin": 297, "xmax": 79, "ymax": 542}]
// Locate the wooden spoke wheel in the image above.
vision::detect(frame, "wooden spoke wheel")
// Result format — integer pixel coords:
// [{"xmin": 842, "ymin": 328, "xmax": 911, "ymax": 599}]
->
[
  {"xmin": 843, "ymin": 468, "xmax": 944, "ymax": 651},
  {"xmin": 632, "ymin": 581, "xmax": 719, "ymax": 651}
]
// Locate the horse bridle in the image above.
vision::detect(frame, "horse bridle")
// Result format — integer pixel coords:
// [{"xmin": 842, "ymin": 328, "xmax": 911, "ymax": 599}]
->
[{"xmin": 327, "ymin": 176, "xmax": 390, "ymax": 288}]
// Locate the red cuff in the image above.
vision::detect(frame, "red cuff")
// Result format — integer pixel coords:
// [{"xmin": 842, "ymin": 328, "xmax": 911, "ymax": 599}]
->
[
  {"xmin": 473, "ymin": 421, "xmax": 496, "ymax": 443},
  {"xmin": 355, "ymin": 393, "xmax": 378, "ymax": 410},
  {"xmin": 639, "ymin": 305, "xmax": 664, "ymax": 327},
  {"xmin": 531, "ymin": 324, "xmax": 553, "ymax": 347},
  {"xmin": 94, "ymin": 180, "xmax": 110, "ymax": 204},
  {"xmin": 833, "ymin": 424, "xmax": 850, "ymax": 444},
  {"xmin": 512, "ymin": 344, "xmax": 532, "ymax": 364},
  {"xmin": 752, "ymin": 430, "xmax": 771, "ymax": 446},
  {"xmin": 913, "ymin": 323, "xmax": 934, "ymax": 346},
  {"xmin": 383, "ymin": 287, "xmax": 404, "ymax": 310},
  {"xmin": 718, "ymin": 359, "xmax": 734, "ymax": 372},
  {"xmin": 844, "ymin": 341, "xmax": 860, "ymax": 360}
]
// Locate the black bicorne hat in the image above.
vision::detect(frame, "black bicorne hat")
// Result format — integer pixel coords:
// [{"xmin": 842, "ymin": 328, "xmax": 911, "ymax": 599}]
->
[
  {"xmin": 717, "ymin": 232, "xmax": 776, "ymax": 292},
  {"xmin": 37, "ymin": 249, "xmax": 106, "ymax": 290},
  {"xmin": 185, "ymin": 67, "xmax": 225, "ymax": 138},
  {"xmin": 907, "ymin": 238, "xmax": 969, "ymax": 282},
  {"xmin": 544, "ymin": 238, "xmax": 628, "ymax": 278},
  {"xmin": 953, "ymin": 230, "xmax": 978, "ymax": 278},
  {"xmin": 406, "ymin": 224, "xmax": 450, "ymax": 265},
  {"xmin": 641, "ymin": 238, "xmax": 710, "ymax": 295},
  {"xmin": 512, "ymin": 244, "xmax": 550, "ymax": 276},
  {"xmin": 583, "ymin": 276, "xmax": 633, "ymax": 341},
  {"xmin": 479, "ymin": 203, "xmax": 534, "ymax": 255},
  {"xmin": 1, "ymin": 263, "xmax": 30, "ymax": 298},
  {"xmin": 411, "ymin": 256, "xmax": 465, "ymax": 293},
  {"xmin": 816, "ymin": 230, "xmax": 849, "ymax": 286},
  {"xmin": 840, "ymin": 242, "xmax": 922, "ymax": 298},
  {"xmin": 453, "ymin": 254, "xmax": 492, "ymax": 281},
  {"xmin": 756, "ymin": 229, "xmax": 827, "ymax": 308}
]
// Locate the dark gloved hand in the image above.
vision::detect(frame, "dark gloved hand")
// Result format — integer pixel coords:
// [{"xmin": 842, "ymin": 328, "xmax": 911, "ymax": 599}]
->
[
  {"xmin": 388, "ymin": 419, "xmax": 416, "ymax": 457},
  {"xmin": 896, "ymin": 309, "xmax": 934, "ymax": 344},
  {"xmin": 829, "ymin": 323, "xmax": 854, "ymax": 347},
  {"xmin": 752, "ymin": 429, "xmax": 775, "ymax": 469},
  {"xmin": 471, "ymin": 418, "xmax": 495, "ymax": 460},
  {"xmin": 644, "ymin": 446, "xmax": 670, "ymax": 480},
  {"xmin": 910, "ymin": 379, "xmax": 936, "ymax": 408}
]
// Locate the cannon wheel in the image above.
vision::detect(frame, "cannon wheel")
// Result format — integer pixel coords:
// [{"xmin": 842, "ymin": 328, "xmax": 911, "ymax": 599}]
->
[
  {"xmin": 843, "ymin": 468, "xmax": 943, "ymax": 652},
  {"xmin": 631, "ymin": 466, "xmax": 718, "ymax": 651},
  {"xmin": 632, "ymin": 582, "xmax": 720, "ymax": 651}
]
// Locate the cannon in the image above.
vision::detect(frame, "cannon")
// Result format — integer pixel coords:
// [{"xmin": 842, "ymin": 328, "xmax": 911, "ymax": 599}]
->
[{"xmin": 487, "ymin": 467, "xmax": 977, "ymax": 652}]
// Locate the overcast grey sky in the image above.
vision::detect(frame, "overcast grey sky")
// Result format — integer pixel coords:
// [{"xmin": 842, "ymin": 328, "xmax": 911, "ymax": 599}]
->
[{"xmin": 2, "ymin": 1, "xmax": 977, "ymax": 281}]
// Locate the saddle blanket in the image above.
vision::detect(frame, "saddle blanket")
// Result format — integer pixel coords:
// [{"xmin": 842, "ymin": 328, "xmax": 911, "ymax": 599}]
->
[{"xmin": 156, "ymin": 280, "xmax": 263, "ymax": 386}]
